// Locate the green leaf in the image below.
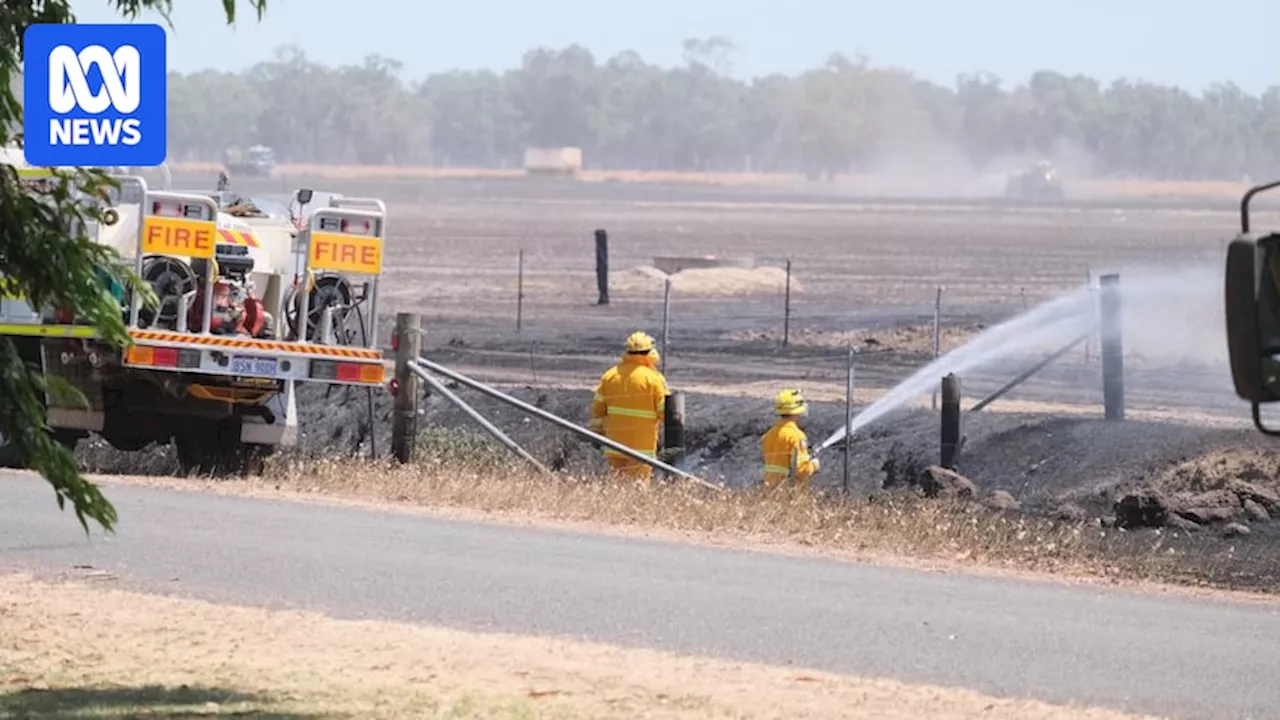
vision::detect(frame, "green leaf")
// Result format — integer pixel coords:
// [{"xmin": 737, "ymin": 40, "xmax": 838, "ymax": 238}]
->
[{"xmin": 0, "ymin": 0, "xmax": 268, "ymax": 535}]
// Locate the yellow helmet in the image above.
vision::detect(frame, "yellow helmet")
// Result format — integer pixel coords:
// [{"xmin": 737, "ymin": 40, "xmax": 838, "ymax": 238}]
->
[
  {"xmin": 775, "ymin": 389, "xmax": 808, "ymax": 416},
  {"xmin": 625, "ymin": 331, "xmax": 656, "ymax": 354}
]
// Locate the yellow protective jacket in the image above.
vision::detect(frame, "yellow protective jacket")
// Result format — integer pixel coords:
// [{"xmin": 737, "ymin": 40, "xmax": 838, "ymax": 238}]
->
[
  {"xmin": 590, "ymin": 353, "xmax": 669, "ymax": 459},
  {"xmin": 762, "ymin": 419, "xmax": 818, "ymax": 488}
]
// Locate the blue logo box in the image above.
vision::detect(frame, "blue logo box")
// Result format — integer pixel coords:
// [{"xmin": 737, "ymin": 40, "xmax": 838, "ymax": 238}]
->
[{"xmin": 23, "ymin": 23, "xmax": 167, "ymax": 167}]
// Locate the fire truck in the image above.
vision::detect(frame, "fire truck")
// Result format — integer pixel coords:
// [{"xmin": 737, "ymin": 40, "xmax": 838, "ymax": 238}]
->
[{"xmin": 0, "ymin": 170, "xmax": 389, "ymax": 475}]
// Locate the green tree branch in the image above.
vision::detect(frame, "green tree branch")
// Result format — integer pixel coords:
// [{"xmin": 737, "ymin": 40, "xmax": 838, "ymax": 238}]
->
[{"xmin": 0, "ymin": 0, "xmax": 267, "ymax": 533}]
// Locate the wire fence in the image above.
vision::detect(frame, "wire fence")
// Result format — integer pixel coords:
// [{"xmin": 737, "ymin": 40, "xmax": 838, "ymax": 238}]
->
[
  {"xmin": 391, "ymin": 238, "xmax": 1243, "ymax": 426},
  {"xmin": 423, "ymin": 227, "xmax": 1229, "ymax": 339},
  {"xmin": 406, "ymin": 248, "xmax": 1102, "ymax": 394}
]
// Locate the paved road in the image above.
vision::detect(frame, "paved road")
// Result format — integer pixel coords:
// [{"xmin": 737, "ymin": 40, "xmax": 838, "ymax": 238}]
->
[{"xmin": 2, "ymin": 474, "xmax": 1278, "ymax": 720}]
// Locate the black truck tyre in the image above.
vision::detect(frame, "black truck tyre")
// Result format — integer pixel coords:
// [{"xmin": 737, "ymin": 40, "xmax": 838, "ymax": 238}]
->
[
  {"xmin": 1226, "ymin": 238, "xmax": 1266, "ymax": 402},
  {"xmin": 174, "ymin": 419, "xmax": 274, "ymax": 477}
]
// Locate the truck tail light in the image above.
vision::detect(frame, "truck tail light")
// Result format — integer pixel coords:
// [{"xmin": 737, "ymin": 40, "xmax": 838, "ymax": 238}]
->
[
  {"xmin": 311, "ymin": 360, "xmax": 384, "ymax": 383},
  {"xmin": 126, "ymin": 345, "xmax": 200, "ymax": 368}
]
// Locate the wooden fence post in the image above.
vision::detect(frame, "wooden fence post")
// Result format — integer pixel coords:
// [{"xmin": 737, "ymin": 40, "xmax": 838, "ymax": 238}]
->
[
  {"xmin": 391, "ymin": 312, "xmax": 422, "ymax": 463},
  {"xmin": 940, "ymin": 373, "xmax": 962, "ymax": 469},
  {"xmin": 595, "ymin": 229, "xmax": 609, "ymax": 305}
]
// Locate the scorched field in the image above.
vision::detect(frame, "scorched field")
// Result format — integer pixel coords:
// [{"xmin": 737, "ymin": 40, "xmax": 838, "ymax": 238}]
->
[{"xmin": 93, "ymin": 168, "xmax": 1280, "ymax": 590}]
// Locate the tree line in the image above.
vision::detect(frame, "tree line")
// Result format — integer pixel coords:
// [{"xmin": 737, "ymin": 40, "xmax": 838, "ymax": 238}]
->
[{"xmin": 108, "ymin": 38, "xmax": 1280, "ymax": 179}]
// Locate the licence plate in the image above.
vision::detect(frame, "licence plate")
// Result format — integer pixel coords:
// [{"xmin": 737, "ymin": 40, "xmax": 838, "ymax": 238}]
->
[{"xmin": 230, "ymin": 355, "xmax": 278, "ymax": 377}]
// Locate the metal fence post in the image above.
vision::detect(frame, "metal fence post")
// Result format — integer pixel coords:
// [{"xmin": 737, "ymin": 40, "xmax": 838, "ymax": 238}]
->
[
  {"xmin": 1099, "ymin": 273, "xmax": 1125, "ymax": 421},
  {"xmin": 516, "ymin": 248, "xmax": 524, "ymax": 333},
  {"xmin": 843, "ymin": 345, "xmax": 855, "ymax": 494},
  {"xmin": 595, "ymin": 229, "xmax": 609, "ymax": 305},
  {"xmin": 940, "ymin": 373, "xmax": 962, "ymax": 469},
  {"xmin": 782, "ymin": 259, "xmax": 792, "ymax": 348},
  {"xmin": 931, "ymin": 286, "xmax": 943, "ymax": 410},
  {"xmin": 661, "ymin": 277, "xmax": 672, "ymax": 373},
  {"xmin": 1084, "ymin": 269, "xmax": 1095, "ymax": 363},
  {"xmin": 391, "ymin": 312, "xmax": 422, "ymax": 463}
]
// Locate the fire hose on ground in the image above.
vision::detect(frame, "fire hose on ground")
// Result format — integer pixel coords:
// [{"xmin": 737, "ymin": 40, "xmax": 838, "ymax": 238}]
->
[{"xmin": 406, "ymin": 356, "xmax": 722, "ymax": 492}]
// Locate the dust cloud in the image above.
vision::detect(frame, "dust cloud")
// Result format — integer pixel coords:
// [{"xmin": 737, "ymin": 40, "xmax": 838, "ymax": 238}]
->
[{"xmin": 829, "ymin": 139, "xmax": 1102, "ymax": 200}]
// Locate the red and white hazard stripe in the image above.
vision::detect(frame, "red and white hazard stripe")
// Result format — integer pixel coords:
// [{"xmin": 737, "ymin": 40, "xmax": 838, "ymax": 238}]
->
[{"xmin": 217, "ymin": 229, "xmax": 261, "ymax": 248}]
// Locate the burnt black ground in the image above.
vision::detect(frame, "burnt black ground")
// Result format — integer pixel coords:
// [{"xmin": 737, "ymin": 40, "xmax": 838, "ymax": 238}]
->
[{"xmin": 78, "ymin": 169, "xmax": 1280, "ymax": 592}]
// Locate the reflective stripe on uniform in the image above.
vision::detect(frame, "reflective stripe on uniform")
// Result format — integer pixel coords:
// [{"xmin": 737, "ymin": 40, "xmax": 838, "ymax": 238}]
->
[
  {"xmin": 0, "ymin": 323, "xmax": 97, "ymax": 338},
  {"xmin": 606, "ymin": 406, "xmax": 658, "ymax": 419},
  {"xmin": 763, "ymin": 464, "xmax": 792, "ymax": 475},
  {"xmin": 603, "ymin": 447, "xmax": 656, "ymax": 458}
]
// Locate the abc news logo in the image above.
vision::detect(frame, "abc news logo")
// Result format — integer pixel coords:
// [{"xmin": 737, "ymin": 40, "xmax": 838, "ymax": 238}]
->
[
  {"xmin": 23, "ymin": 23, "xmax": 167, "ymax": 167},
  {"xmin": 48, "ymin": 44, "xmax": 142, "ymax": 146}
]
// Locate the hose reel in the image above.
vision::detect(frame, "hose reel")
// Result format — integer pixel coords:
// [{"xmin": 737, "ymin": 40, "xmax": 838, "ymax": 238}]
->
[
  {"xmin": 283, "ymin": 271, "xmax": 356, "ymax": 343},
  {"xmin": 134, "ymin": 255, "xmax": 197, "ymax": 329}
]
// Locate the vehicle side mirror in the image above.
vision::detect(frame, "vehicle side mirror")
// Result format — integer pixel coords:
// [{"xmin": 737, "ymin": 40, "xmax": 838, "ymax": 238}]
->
[
  {"xmin": 296, "ymin": 188, "xmax": 313, "ymax": 205},
  {"xmin": 1225, "ymin": 234, "xmax": 1280, "ymax": 405}
]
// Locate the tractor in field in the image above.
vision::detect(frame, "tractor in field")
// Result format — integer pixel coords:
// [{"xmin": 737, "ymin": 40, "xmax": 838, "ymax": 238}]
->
[
  {"xmin": 1004, "ymin": 161, "xmax": 1065, "ymax": 201},
  {"xmin": 222, "ymin": 144, "xmax": 276, "ymax": 177},
  {"xmin": 0, "ymin": 161, "xmax": 388, "ymax": 475}
]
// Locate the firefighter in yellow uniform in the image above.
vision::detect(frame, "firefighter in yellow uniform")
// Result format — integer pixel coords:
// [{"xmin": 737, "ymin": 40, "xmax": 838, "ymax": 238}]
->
[
  {"xmin": 761, "ymin": 389, "xmax": 820, "ymax": 493},
  {"xmin": 589, "ymin": 331, "xmax": 670, "ymax": 486}
]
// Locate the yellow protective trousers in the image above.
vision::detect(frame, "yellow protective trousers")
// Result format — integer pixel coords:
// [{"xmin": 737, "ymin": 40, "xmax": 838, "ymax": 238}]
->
[{"xmin": 589, "ymin": 352, "xmax": 669, "ymax": 485}]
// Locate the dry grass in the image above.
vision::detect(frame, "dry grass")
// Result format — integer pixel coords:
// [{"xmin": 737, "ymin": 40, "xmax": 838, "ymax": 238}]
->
[
  {"xmin": 168, "ymin": 161, "xmax": 1249, "ymax": 198},
  {"xmin": 119, "ymin": 430, "xmax": 1207, "ymax": 590},
  {"xmin": 0, "ymin": 573, "xmax": 1156, "ymax": 720},
  {"xmin": 1150, "ymin": 448, "xmax": 1280, "ymax": 494}
]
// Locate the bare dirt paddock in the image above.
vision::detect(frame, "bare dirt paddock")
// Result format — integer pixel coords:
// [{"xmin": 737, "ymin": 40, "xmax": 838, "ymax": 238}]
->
[
  {"xmin": 0, "ymin": 572, "xmax": 1155, "ymax": 719},
  {"xmin": 115, "ymin": 169, "xmax": 1280, "ymax": 591}
]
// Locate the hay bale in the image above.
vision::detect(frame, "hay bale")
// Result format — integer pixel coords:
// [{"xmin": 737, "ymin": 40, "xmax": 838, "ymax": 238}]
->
[
  {"xmin": 608, "ymin": 265, "xmax": 801, "ymax": 297},
  {"xmin": 609, "ymin": 265, "xmax": 671, "ymax": 293}
]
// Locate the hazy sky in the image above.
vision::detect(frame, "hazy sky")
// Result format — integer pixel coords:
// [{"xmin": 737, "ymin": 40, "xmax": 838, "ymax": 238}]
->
[{"xmin": 66, "ymin": 0, "xmax": 1280, "ymax": 94}]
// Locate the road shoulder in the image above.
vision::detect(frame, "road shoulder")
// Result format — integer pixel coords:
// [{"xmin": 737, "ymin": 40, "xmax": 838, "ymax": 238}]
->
[
  {"xmin": 0, "ymin": 571, "xmax": 1154, "ymax": 719},
  {"xmin": 82, "ymin": 470, "xmax": 1280, "ymax": 609}
]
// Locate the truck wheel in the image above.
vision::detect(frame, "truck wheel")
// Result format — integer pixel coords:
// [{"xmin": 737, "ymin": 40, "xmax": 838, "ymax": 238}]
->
[
  {"xmin": 0, "ymin": 428, "xmax": 80, "ymax": 469},
  {"xmin": 242, "ymin": 443, "xmax": 274, "ymax": 477},
  {"xmin": 0, "ymin": 431, "xmax": 21, "ymax": 469},
  {"xmin": 175, "ymin": 420, "xmax": 238, "ymax": 477},
  {"xmin": 174, "ymin": 422, "xmax": 273, "ymax": 477}
]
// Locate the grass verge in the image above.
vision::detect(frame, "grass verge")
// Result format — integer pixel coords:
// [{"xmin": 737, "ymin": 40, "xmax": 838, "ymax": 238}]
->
[
  {"xmin": 103, "ymin": 427, "xmax": 1242, "ymax": 594},
  {"xmin": 0, "ymin": 572, "xmax": 1156, "ymax": 719}
]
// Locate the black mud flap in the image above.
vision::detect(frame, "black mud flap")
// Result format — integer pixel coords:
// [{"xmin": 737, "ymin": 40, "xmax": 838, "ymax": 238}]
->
[{"xmin": 1225, "ymin": 238, "xmax": 1265, "ymax": 402}]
